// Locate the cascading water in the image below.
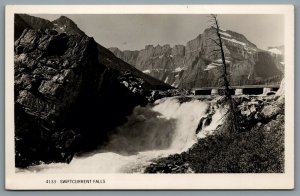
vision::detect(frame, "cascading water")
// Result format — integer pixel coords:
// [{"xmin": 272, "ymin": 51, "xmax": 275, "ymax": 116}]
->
[
  {"xmin": 18, "ymin": 97, "xmax": 223, "ymax": 174},
  {"xmin": 197, "ymin": 105, "xmax": 224, "ymax": 139}
]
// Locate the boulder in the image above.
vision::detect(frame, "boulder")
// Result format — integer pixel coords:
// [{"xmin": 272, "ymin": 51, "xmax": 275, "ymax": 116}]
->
[{"xmin": 261, "ymin": 105, "xmax": 281, "ymax": 119}]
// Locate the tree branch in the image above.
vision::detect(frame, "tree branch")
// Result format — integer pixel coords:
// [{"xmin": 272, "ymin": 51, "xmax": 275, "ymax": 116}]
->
[{"xmin": 208, "ymin": 38, "xmax": 221, "ymax": 47}]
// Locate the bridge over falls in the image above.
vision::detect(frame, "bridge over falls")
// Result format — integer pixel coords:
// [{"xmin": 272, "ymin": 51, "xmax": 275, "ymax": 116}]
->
[{"xmin": 191, "ymin": 85, "xmax": 280, "ymax": 96}]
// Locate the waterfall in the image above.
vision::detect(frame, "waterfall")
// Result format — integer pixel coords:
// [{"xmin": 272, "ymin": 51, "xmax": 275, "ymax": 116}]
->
[
  {"xmin": 197, "ymin": 106, "xmax": 224, "ymax": 138},
  {"xmin": 18, "ymin": 97, "xmax": 223, "ymax": 174}
]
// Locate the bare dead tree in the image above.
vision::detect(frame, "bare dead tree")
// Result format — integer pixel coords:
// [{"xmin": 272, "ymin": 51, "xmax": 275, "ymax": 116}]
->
[{"xmin": 208, "ymin": 14, "xmax": 238, "ymax": 133}]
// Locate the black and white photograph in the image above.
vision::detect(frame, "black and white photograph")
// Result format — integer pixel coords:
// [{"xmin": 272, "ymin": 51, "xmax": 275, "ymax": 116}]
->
[{"xmin": 5, "ymin": 5, "xmax": 294, "ymax": 189}]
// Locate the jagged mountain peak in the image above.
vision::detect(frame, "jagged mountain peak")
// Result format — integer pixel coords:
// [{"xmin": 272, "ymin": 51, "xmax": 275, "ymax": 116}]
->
[
  {"xmin": 14, "ymin": 14, "xmax": 85, "ymax": 37},
  {"xmin": 52, "ymin": 15, "xmax": 85, "ymax": 36},
  {"xmin": 52, "ymin": 16, "xmax": 77, "ymax": 28},
  {"xmin": 53, "ymin": 15, "xmax": 72, "ymax": 22},
  {"xmin": 201, "ymin": 26, "xmax": 258, "ymax": 49},
  {"xmin": 204, "ymin": 26, "xmax": 218, "ymax": 32}
]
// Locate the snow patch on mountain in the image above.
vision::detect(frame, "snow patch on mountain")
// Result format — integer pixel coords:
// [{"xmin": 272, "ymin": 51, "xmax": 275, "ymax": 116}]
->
[
  {"xmin": 173, "ymin": 67, "xmax": 185, "ymax": 72},
  {"xmin": 221, "ymin": 37, "xmax": 246, "ymax": 46},
  {"xmin": 143, "ymin": 69, "xmax": 151, "ymax": 74},
  {"xmin": 204, "ymin": 58, "xmax": 232, "ymax": 71},
  {"xmin": 219, "ymin": 32, "xmax": 232, "ymax": 37},
  {"xmin": 171, "ymin": 82, "xmax": 179, "ymax": 88},
  {"xmin": 215, "ymin": 58, "xmax": 231, "ymax": 64},
  {"xmin": 164, "ymin": 76, "xmax": 169, "ymax": 83},
  {"xmin": 205, "ymin": 64, "xmax": 217, "ymax": 70},
  {"xmin": 268, "ymin": 48, "xmax": 282, "ymax": 55}
]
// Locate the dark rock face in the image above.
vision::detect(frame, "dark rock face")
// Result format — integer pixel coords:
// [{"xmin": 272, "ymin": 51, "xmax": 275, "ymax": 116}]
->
[
  {"xmin": 15, "ymin": 29, "xmax": 100, "ymax": 167},
  {"xmin": 14, "ymin": 16, "xmax": 171, "ymax": 167},
  {"xmin": 14, "ymin": 14, "xmax": 54, "ymax": 40},
  {"xmin": 109, "ymin": 27, "xmax": 283, "ymax": 88}
]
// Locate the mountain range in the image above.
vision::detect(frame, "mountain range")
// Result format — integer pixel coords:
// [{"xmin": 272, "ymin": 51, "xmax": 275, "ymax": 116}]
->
[{"xmin": 109, "ymin": 27, "xmax": 284, "ymax": 88}]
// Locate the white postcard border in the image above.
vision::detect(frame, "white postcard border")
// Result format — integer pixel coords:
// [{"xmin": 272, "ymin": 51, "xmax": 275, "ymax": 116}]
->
[{"xmin": 5, "ymin": 4, "xmax": 294, "ymax": 190}]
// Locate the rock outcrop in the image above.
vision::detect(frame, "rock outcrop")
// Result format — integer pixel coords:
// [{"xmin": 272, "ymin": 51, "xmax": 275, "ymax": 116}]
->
[
  {"xmin": 148, "ymin": 89, "xmax": 192, "ymax": 102},
  {"xmin": 14, "ymin": 15, "xmax": 171, "ymax": 168},
  {"xmin": 110, "ymin": 27, "xmax": 283, "ymax": 89}
]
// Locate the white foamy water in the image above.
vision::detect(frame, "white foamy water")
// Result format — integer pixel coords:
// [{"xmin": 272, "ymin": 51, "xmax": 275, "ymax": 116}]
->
[
  {"xmin": 197, "ymin": 106, "xmax": 224, "ymax": 139},
  {"xmin": 18, "ymin": 97, "xmax": 223, "ymax": 174},
  {"xmin": 152, "ymin": 98, "xmax": 209, "ymax": 151}
]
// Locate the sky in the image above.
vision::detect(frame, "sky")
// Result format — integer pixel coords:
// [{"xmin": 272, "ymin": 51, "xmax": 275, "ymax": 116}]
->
[{"xmin": 32, "ymin": 14, "xmax": 284, "ymax": 51}]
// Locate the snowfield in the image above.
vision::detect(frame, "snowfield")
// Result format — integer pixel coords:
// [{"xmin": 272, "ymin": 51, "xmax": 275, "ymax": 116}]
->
[
  {"xmin": 221, "ymin": 36, "xmax": 246, "ymax": 46},
  {"xmin": 268, "ymin": 48, "xmax": 282, "ymax": 55}
]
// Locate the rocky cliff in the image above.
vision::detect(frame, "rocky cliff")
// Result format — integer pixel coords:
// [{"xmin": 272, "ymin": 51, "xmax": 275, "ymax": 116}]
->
[
  {"xmin": 109, "ymin": 27, "xmax": 283, "ymax": 88},
  {"xmin": 14, "ymin": 14, "xmax": 171, "ymax": 168}
]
